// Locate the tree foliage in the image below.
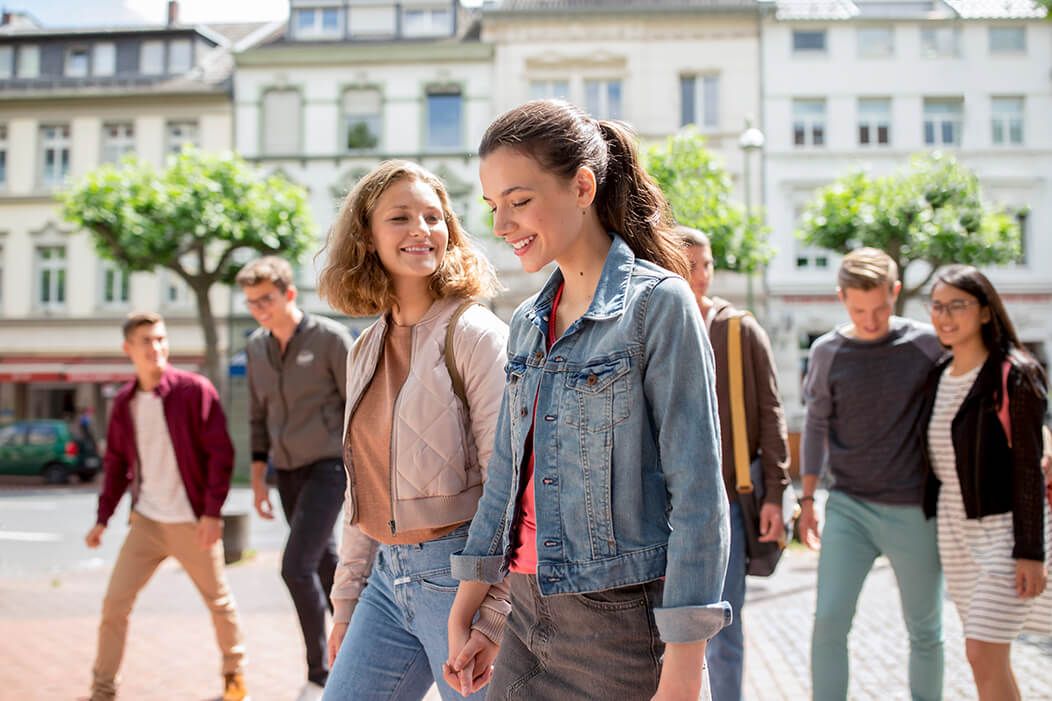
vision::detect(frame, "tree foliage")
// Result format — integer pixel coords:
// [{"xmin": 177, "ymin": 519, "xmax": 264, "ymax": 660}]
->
[
  {"xmin": 797, "ymin": 152, "xmax": 1021, "ymax": 313},
  {"xmin": 646, "ymin": 128, "xmax": 773, "ymax": 273},
  {"xmin": 61, "ymin": 147, "xmax": 315, "ymax": 383}
]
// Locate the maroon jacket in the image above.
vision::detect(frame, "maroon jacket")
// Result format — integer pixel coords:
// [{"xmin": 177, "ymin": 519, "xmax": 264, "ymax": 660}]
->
[{"xmin": 96, "ymin": 366, "xmax": 235, "ymax": 526}]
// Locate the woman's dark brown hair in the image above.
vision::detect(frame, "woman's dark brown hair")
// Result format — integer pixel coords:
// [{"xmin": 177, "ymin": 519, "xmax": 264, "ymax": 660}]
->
[
  {"xmin": 932, "ymin": 264, "xmax": 1048, "ymax": 399},
  {"xmin": 478, "ymin": 99, "xmax": 689, "ymax": 278}
]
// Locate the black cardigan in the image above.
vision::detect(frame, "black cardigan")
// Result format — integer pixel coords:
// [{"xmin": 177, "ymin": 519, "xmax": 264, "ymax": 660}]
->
[{"xmin": 921, "ymin": 353, "xmax": 1047, "ymax": 562}]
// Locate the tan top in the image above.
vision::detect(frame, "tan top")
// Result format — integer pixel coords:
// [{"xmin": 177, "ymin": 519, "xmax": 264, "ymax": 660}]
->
[{"xmin": 348, "ymin": 321, "xmax": 461, "ymax": 545}]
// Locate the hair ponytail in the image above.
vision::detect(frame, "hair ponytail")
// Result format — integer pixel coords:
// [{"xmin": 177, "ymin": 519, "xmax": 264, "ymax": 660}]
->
[{"xmin": 480, "ymin": 100, "xmax": 688, "ymax": 278}]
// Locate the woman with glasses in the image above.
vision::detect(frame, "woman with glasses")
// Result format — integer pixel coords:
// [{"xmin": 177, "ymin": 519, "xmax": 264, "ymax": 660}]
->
[{"xmin": 921, "ymin": 264, "xmax": 1051, "ymax": 701}]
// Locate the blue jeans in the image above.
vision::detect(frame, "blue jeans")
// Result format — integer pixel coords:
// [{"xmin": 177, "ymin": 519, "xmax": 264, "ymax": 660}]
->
[
  {"xmin": 811, "ymin": 491, "xmax": 943, "ymax": 701},
  {"xmin": 277, "ymin": 459, "xmax": 345, "ymax": 687},
  {"xmin": 323, "ymin": 524, "xmax": 486, "ymax": 701},
  {"xmin": 706, "ymin": 501, "xmax": 746, "ymax": 701}
]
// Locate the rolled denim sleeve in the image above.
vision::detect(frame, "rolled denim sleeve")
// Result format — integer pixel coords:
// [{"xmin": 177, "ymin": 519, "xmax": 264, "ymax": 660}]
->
[
  {"xmin": 643, "ymin": 277, "xmax": 731, "ymax": 643},
  {"xmin": 452, "ymin": 361, "xmax": 516, "ymax": 585}
]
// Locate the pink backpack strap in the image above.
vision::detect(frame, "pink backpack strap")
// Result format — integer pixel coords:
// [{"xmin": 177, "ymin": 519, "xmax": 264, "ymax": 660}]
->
[{"xmin": 998, "ymin": 360, "xmax": 1012, "ymax": 447}]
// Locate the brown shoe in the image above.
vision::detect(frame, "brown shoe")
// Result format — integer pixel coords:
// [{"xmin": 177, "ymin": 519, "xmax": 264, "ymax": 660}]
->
[{"xmin": 222, "ymin": 673, "xmax": 250, "ymax": 701}]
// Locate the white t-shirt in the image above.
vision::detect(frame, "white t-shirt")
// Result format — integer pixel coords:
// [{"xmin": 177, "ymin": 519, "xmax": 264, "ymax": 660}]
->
[{"xmin": 132, "ymin": 390, "xmax": 196, "ymax": 523}]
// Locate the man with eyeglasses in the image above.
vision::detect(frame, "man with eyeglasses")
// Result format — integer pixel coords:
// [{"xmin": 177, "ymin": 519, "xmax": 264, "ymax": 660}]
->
[
  {"xmin": 799, "ymin": 247, "xmax": 947, "ymax": 701},
  {"xmin": 237, "ymin": 257, "xmax": 353, "ymax": 701}
]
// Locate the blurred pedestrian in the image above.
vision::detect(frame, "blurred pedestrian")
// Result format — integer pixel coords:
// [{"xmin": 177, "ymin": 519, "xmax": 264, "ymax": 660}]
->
[{"xmin": 83, "ymin": 312, "xmax": 247, "ymax": 701}]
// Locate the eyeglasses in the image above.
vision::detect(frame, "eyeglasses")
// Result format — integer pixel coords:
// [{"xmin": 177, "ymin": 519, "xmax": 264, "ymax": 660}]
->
[
  {"xmin": 244, "ymin": 290, "xmax": 281, "ymax": 311},
  {"xmin": 927, "ymin": 299, "xmax": 979, "ymax": 317}
]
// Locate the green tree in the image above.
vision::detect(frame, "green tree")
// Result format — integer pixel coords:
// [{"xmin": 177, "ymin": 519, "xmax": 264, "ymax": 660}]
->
[
  {"xmin": 646, "ymin": 127, "xmax": 773, "ymax": 273},
  {"xmin": 797, "ymin": 152, "xmax": 1020, "ymax": 314},
  {"xmin": 61, "ymin": 147, "xmax": 315, "ymax": 383}
]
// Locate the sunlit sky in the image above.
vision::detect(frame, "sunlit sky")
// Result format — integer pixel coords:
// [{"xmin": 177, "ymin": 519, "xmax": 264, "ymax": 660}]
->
[{"xmin": 23, "ymin": 0, "xmax": 482, "ymax": 27}]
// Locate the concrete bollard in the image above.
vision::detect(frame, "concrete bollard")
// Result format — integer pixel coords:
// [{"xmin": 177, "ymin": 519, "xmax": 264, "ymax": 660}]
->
[{"xmin": 222, "ymin": 511, "xmax": 250, "ymax": 565}]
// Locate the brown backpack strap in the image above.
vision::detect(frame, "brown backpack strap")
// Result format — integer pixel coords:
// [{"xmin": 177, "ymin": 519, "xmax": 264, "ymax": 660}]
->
[{"xmin": 445, "ymin": 300, "xmax": 481, "ymax": 411}]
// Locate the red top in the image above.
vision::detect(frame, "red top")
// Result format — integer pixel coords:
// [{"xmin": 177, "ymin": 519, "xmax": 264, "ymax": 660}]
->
[
  {"xmin": 96, "ymin": 366, "xmax": 235, "ymax": 526},
  {"xmin": 509, "ymin": 282, "xmax": 564, "ymax": 574}
]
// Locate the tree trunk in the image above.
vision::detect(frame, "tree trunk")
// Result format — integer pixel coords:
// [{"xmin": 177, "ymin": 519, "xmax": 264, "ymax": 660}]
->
[{"xmin": 191, "ymin": 282, "xmax": 222, "ymax": 388}]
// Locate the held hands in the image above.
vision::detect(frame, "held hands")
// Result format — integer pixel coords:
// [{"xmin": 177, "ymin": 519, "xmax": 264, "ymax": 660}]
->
[
  {"xmin": 85, "ymin": 524, "xmax": 105, "ymax": 548},
  {"xmin": 444, "ymin": 617, "xmax": 497, "ymax": 696},
  {"xmin": 251, "ymin": 462, "xmax": 274, "ymax": 520},
  {"xmin": 328, "ymin": 621, "xmax": 349, "ymax": 669},
  {"xmin": 1016, "ymin": 559, "xmax": 1047, "ymax": 599},
  {"xmin": 797, "ymin": 500, "xmax": 822, "ymax": 550},
  {"xmin": 196, "ymin": 515, "xmax": 223, "ymax": 550}
]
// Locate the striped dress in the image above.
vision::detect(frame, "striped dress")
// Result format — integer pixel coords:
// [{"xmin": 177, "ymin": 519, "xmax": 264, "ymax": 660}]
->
[{"xmin": 929, "ymin": 364, "xmax": 1052, "ymax": 643}]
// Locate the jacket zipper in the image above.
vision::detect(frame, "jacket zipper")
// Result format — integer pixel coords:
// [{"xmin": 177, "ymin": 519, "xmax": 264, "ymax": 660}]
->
[
  {"xmin": 388, "ymin": 324, "xmax": 414, "ymax": 535},
  {"xmin": 345, "ymin": 323, "xmax": 386, "ymax": 526}
]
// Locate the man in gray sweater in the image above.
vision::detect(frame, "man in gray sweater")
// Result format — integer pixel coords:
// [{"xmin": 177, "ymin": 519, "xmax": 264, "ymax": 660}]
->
[
  {"xmin": 798, "ymin": 248, "xmax": 946, "ymax": 701},
  {"xmin": 237, "ymin": 257, "xmax": 353, "ymax": 701}
]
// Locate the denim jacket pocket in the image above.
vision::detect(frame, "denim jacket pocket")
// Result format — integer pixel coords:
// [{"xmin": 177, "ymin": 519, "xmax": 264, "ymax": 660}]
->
[{"xmin": 564, "ymin": 357, "xmax": 632, "ymax": 432}]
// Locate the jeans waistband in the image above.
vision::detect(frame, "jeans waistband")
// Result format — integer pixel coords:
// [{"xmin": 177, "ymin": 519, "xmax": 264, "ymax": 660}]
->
[{"xmin": 375, "ymin": 522, "xmax": 470, "ymax": 581}]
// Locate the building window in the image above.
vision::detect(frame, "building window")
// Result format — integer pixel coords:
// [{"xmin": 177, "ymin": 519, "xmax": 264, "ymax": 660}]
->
[
  {"xmin": 991, "ymin": 97, "xmax": 1023, "ymax": 146},
  {"xmin": 858, "ymin": 98, "xmax": 891, "ymax": 146},
  {"xmin": 100, "ymin": 261, "xmax": 130, "ymax": 306},
  {"xmin": 161, "ymin": 269, "xmax": 192, "ymax": 308},
  {"xmin": 530, "ymin": 80, "xmax": 570, "ymax": 101},
  {"xmin": 348, "ymin": 6, "xmax": 396, "ymax": 37},
  {"xmin": 857, "ymin": 27, "xmax": 893, "ymax": 57},
  {"xmin": 262, "ymin": 89, "xmax": 301, "ymax": 155},
  {"xmin": 166, "ymin": 121, "xmax": 198, "ymax": 154},
  {"xmin": 923, "ymin": 98, "xmax": 963, "ymax": 146},
  {"xmin": 795, "ymin": 247, "xmax": 830, "ymax": 270},
  {"xmin": 102, "ymin": 123, "xmax": 135, "ymax": 163},
  {"xmin": 17, "ymin": 44, "xmax": 40, "ymax": 78},
  {"xmin": 37, "ymin": 246, "xmax": 67, "ymax": 311},
  {"xmin": 0, "ymin": 46, "xmax": 11, "ymax": 79},
  {"xmin": 920, "ymin": 27, "xmax": 959, "ymax": 58},
  {"xmin": 66, "ymin": 47, "xmax": 89, "ymax": 77},
  {"xmin": 403, "ymin": 7, "xmax": 452, "ymax": 37},
  {"xmin": 426, "ymin": 88, "xmax": 462, "ymax": 150},
  {"xmin": 294, "ymin": 7, "xmax": 342, "ymax": 38},
  {"xmin": 792, "ymin": 99, "xmax": 826, "ymax": 147},
  {"xmin": 40, "ymin": 125, "xmax": 71, "ymax": 186},
  {"xmin": 0, "ymin": 125, "xmax": 7, "ymax": 186},
  {"xmin": 584, "ymin": 79, "xmax": 623, "ymax": 120},
  {"xmin": 169, "ymin": 39, "xmax": 193, "ymax": 73},
  {"xmin": 989, "ymin": 27, "xmax": 1025, "ymax": 53},
  {"xmin": 140, "ymin": 40, "xmax": 164, "ymax": 75},
  {"xmin": 93, "ymin": 43, "xmax": 116, "ymax": 76},
  {"xmin": 792, "ymin": 29, "xmax": 826, "ymax": 52},
  {"xmin": 680, "ymin": 75, "xmax": 719, "ymax": 129},
  {"xmin": 343, "ymin": 88, "xmax": 381, "ymax": 151}
]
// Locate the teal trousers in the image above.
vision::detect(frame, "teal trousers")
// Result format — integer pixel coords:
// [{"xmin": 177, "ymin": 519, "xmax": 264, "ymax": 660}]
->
[{"xmin": 811, "ymin": 491, "xmax": 944, "ymax": 701}]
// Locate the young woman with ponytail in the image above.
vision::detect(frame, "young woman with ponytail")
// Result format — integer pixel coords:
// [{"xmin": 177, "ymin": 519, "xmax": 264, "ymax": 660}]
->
[{"xmin": 445, "ymin": 100, "xmax": 730, "ymax": 700}]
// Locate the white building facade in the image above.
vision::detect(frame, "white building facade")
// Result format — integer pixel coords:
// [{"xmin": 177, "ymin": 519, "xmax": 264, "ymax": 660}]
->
[
  {"xmin": 0, "ymin": 14, "xmax": 266, "ymax": 425},
  {"xmin": 762, "ymin": 0, "xmax": 1052, "ymax": 431}
]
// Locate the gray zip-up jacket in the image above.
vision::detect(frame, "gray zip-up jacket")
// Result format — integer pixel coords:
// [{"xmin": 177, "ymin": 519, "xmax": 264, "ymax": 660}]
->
[{"xmin": 246, "ymin": 312, "xmax": 353, "ymax": 470}]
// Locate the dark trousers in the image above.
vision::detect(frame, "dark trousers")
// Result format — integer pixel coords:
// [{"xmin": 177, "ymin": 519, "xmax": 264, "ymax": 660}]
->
[
  {"xmin": 488, "ymin": 574, "xmax": 665, "ymax": 701},
  {"xmin": 277, "ymin": 458, "xmax": 346, "ymax": 686}
]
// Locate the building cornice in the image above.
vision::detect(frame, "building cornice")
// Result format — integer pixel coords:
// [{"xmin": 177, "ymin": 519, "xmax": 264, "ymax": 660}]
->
[{"xmin": 235, "ymin": 41, "xmax": 494, "ymax": 67}]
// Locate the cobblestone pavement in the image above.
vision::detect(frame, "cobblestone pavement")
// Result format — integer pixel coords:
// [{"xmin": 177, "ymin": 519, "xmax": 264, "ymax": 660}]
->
[{"xmin": 1, "ymin": 485, "xmax": 1050, "ymax": 700}]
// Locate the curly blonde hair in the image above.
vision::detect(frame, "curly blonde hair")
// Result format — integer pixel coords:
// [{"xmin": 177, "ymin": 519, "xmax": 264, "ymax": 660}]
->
[{"xmin": 318, "ymin": 160, "xmax": 499, "ymax": 316}]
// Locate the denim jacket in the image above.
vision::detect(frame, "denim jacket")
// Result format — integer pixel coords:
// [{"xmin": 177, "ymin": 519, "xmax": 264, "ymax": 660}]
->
[{"xmin": 451, "ymin": 234, "xmax": 731, "ymax": 644}]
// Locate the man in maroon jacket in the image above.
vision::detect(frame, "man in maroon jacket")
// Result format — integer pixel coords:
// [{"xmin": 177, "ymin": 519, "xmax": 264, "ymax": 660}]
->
[{"xmin": 83, "ymin": 312, "xmax": 249, "ymax": 701}]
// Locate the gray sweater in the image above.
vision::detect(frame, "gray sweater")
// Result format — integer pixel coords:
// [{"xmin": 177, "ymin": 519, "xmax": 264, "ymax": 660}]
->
[
  {"xmin": 246, "ymin": 312, "xmax": 353, "ymax": 470},
  {"xmin": 801, "ymin": 317, "xmax": 945, "ymax": 505}
]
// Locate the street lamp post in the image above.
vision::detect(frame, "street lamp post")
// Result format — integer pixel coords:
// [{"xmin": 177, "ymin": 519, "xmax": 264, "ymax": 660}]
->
[{"xmin": 739, "ymin": 118, "xmax": 765, "ymax": 311}]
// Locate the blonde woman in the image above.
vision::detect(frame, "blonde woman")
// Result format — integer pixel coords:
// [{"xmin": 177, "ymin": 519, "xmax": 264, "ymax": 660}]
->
[{"xmin": 317, "ymin": 161, "xmax": 509, "ymax": 700}]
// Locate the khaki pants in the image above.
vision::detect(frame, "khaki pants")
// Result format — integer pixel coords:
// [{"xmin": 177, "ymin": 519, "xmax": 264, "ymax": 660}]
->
[{"xmin": 91, "ymin": 511, "xmax": 246, "ymax": 701}]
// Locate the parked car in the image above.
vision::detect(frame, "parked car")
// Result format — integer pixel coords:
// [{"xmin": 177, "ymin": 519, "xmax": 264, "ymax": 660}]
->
[{"xmin": 0, "ymin": 419, "xmax": 102, "ymax": 484}]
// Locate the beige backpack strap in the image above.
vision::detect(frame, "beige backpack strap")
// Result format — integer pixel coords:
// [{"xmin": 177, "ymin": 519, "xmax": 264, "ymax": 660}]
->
[
  {"xmin": 445, "ymin": 300, "xmax": 481, "ymax": 411},
  {"xmin": 728, "ymin": 313, "xmax": 753, "ymax": 494}
]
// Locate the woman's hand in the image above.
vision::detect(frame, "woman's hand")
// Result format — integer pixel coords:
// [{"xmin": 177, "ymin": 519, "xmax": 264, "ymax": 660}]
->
[
  {"xmin": 1016, "ymin": 559, "xmax": 1047, "ymax": 599},
  {"xmin": 327, "ymin": 621, "xmax": 349, "ymax": 669},
  {"xmin": 651, "ymin": 640, "xmax": 706, "ymax": 701},
  {"xmin": 443, "ymin": 627, "xmax": 497, "ymax": 697}
]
